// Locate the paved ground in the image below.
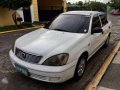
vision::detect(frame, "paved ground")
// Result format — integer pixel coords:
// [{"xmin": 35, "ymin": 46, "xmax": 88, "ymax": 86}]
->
[
  {"xmin": 98, "ymin": 15, "xmax": 120, "ymax": 90},
  {"xmin": 0, "ymin": 14, "xmax": 119, "ymax": 90},
  {"xmin": 98, "ymin": 51, "xmax": 120, "ymax": 90}
]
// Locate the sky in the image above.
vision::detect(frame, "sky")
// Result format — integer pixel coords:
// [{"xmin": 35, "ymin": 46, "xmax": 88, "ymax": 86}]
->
[{"xmin": 67, "ymin": 0, "xmax": 110, "ymax": 3}]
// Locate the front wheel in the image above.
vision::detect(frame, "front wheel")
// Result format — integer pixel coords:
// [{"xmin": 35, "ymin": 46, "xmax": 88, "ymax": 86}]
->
[{"xmin": 74, "ymin": 57, "xmax": 86, "ymax": 80}]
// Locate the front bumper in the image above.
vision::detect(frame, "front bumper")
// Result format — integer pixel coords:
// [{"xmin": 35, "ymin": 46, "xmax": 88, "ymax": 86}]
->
[{"xmin": 9, "ymin": 50, "xmax": 77, "ymax": 83}]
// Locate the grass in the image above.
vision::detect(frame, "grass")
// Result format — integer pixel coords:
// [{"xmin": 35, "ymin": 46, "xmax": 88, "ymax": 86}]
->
[{"xmin": 0, "ymin": 25, "xmax": 33, "ymax": 32}]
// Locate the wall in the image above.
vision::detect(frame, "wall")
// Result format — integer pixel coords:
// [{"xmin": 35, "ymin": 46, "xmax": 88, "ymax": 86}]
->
[
  {"xmin": 63, "ymin": 0, "xmax": 67, "ymax": 12},
  {"xmin": 32, "ymin": 0, "xmax": 67, "ymax": 22},
  {"xmin": 32, "ymin": 0, "xmax": 39, "ymax": 22},
  {"xmin": 38, "ymin": 0, "xmax": 63, "ymax": 10},
  {"xmin": 0, "ymin": 7, "xmax": 15, "ymax": 27},
  {"xmin": 30, "ymin": 5, "xmax": 35, "ymax": 23},
  {"xmin": 17, "ymin": 8, "xmax": 24, "ymax": 22}
]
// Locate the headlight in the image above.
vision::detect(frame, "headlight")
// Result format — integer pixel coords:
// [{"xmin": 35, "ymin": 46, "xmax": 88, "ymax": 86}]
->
[{"xmin": 42, "ymin": 53, "xmax": 69, "ymax": 66}]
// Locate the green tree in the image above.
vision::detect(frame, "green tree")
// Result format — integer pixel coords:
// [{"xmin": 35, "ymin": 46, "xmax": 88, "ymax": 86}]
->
[
  {"xmin": 108, "ymin": 0, "xmax": 120, "ymax": 11},
  {"xmin": 83, "ymin": 1, "xmax": 107, "ymax": 12},
  {"xmin": 0, "ymin": 0, "xmax": 32, "ymax": 26},
  {"xmin": 75, "ymin": 1, "xmax": 84, "ymax": 10},
  {"xmin": 0, "ymin": 0, "xmax": 32, "ymax": 10},
  {"xmin": 67, "ymin": 2, "xmax": 71, "ymax": 5},
  {"xmin": 76, "ymin": 1, "xmax": 83, "ymax": 6}
]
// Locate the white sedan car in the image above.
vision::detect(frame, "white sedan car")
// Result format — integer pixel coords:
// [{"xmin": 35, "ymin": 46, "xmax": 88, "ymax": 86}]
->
[{"xmin": 9, "ymin": 11, "xmax": 112, "ymax": 83}]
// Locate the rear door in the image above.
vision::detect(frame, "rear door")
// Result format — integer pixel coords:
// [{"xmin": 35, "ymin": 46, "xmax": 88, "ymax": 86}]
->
[{"xmin": 99, "ymin": 14, "xmax": 110, "ymax": 43}]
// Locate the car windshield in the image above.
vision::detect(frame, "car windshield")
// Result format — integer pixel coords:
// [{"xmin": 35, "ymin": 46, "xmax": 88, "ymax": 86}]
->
[{"xmin": 45, "ymin": 14, "xmax": 91, "ymax": 33}]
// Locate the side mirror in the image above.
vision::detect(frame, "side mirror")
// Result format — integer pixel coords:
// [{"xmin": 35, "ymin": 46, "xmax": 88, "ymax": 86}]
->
[
  {"xmin": 43, "ymin": 21, "xmax": 51, "ymax": 28},
  {"xmin": 42, "ymin": 21, "xmax": 50, "ymax": 25},
  {"xmin": 92, "ymin": 27, "xmax": 103, "ymax": 34}
]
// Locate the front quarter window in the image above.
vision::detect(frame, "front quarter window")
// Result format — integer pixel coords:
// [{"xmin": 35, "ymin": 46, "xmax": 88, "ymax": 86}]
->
[
  {"xmin": 45, "ymin": 14, "xmax": 91, "ymax": 33},
  {"xmin": 100, "ymin": 14, "xmax": 108, "ymax": 26}
]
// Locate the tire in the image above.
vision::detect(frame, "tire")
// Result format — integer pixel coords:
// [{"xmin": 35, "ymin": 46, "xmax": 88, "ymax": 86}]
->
[
  {"xmin": 103, "ymin": 35, "xmax": 110, "ymax": 48},
  {"xmin": 74, "ymin": 56, "xmax": 86, "ymax": 80}
]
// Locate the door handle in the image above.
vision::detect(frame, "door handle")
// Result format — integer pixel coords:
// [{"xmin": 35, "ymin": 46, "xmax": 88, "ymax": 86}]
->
[{"xmin": 88, "ymin": 43, "xmax": 90, "ymax": 46}]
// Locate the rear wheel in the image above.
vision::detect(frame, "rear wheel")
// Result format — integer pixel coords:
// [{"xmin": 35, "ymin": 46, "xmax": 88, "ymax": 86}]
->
[
  {"xmin": 74, "ymin": 56, "xmax": 86, "ymax": 80},
  {"xmin": 103, "ymin": 35, "xmax": 110, "ymax": 48}
]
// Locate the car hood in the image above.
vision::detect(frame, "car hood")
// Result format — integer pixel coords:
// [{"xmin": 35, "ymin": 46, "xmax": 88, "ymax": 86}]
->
[{"xmin": 16, "ymin": 28, "xmax": 85, "ymax": 56}]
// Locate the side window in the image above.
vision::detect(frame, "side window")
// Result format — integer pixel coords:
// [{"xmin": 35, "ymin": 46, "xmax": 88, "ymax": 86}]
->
[
  {"xmin": 92, "ymin": 15, "xmax": 101, "ymax": 30},
  {"xmin": 100, "ymin": 14, "xmax": 108, "ymax": 26}
]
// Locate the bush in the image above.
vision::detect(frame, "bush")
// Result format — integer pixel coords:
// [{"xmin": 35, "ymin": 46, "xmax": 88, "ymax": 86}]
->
[
  {"xmin": 83, "ymin": 2, "xmax": 107, "ymax": 12},
  {"xmin": 0, "ymin": 0, "xmax": 32, "ymax": 10},
  {"xmin": 0, "ymin": 25, "xmax": 17, "ymax": 32},
  {"xmin": 108, "ymin": 0, "xmax": 120, "ymax": 11},
  {"xmin": 22, "ymin": 22, "xmax": 33, "ymax": 27}
]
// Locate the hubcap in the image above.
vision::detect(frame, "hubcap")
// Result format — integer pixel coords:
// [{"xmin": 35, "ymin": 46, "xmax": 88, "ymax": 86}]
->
[{"xmin": 77, "ymin": 58, "xmax": 85, "ymax": 76}]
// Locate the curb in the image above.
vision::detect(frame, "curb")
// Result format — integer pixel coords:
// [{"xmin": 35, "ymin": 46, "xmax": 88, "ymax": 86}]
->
[
  {"xmin": 0, "ymin": 26, "xmax": 41, "ymax": 34},
  {"xmin": 85, "ymin": 41, "xmax": 120, "ymax": 90}
]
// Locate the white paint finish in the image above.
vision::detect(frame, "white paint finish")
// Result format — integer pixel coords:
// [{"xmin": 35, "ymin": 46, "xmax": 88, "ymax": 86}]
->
[
  {"xmin": 63, "ymin": 11, "xmax": 101, "ymax": 16},
  {"xmin": 30, "ymin": 5, "xmax": 35, "ymax": 23},
  {"xmin": 17, "ymin": 8, "xmax": 24, "ymax": 22},
  {"xmin": 15, "ymin": 28, "xmax": 86, "ymax": 60},
  {"xmin": 9, "ymin": 11, "xmax": 112, "ymax": 83},
  {"xmin": 1, "ymin": 77, "xmax": 8, "ymax": 84},
  {"xmin": 67, "ymin": 0, "xmax": 110, "ymax": 3}
]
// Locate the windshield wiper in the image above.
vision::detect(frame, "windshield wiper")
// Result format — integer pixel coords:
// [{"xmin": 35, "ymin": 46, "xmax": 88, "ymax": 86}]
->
[{"xmin": 53, "ymin": 29, "xmax": 66, "ymax": 32}]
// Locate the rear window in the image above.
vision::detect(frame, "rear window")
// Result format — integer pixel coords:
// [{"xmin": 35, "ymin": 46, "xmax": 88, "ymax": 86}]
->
[
  {"xmin": 100, "ymin": 14, "xmax": 108, "ymax": 26},
  {"xmin": 92, "ymin": 15, "xmax": 102, "ymax": 29},
  {"xmin": 45, "ymin": 14, "xmax": 91, "ymax": 33}
]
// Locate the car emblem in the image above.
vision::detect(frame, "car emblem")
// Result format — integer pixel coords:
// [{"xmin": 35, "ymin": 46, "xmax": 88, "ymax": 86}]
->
[{"xmin": 21, "ymin": 52, "xmax": 26, "ymax": 59}]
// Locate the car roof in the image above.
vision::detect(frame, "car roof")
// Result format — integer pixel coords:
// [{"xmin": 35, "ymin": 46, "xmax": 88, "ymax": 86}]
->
[{"xmin": 62, "ymin": 11, "xmax": 104, "ymax": 16}]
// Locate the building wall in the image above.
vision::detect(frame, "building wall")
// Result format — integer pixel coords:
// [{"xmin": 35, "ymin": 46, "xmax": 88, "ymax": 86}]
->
[
  {"xmin": 17, "ymin": 5, "xmax": 35, "ymax": 23},
  {"xmin": 32, "ymin": 0, "xmax": 39, "ymax": 22},
  {"xmin": 0, "ymin": 7, "xmax": 15, "ymax": 27},
  {"xmin": 38, "ymin": 0, "xmax": 63, "ymax": 8},
  {"xmin": 17, "ymin": 0, "xmax": 42, "ymax": 23},
  {"xmin": 38, "ymin": 0, "xmax": 67, "ymax": 11},
  {"xmin": 18, "ymin": 0, "xmax": 67, "ymax": 23},
  {"xmin": 63, "ymin": 0, "xmax": 67, "ymax": 12},
  {"xmin": 30, "ymin": 5, "xmax": 35, "ymax": 23},
  {"xmin": 17, "ymin": 8, "xmax": 24, "ymax": 22},
  {"xmin": 32, "ymin": 0, "xmax": 67, "ymax": 22}
]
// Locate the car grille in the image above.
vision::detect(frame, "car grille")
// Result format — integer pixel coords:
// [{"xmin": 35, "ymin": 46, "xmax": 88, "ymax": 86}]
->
[{"xmin": 15, "ymin": 48, "xmax": 42, "ymax": 64}]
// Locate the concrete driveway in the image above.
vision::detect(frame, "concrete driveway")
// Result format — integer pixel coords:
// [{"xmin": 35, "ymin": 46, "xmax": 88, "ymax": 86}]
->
[{"xmin": 0, "ymin": 14, "xmax": 119, "ymax": 90}]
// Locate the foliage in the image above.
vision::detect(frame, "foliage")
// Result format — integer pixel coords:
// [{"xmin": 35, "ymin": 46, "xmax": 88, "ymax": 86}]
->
[
  {"xmin": 83, "ymin": 1, "xmax": 107, "ymax": 12},
  {"xmin": 76, "ymin": 1, "xmax": 83, "ymax": 7},
  {"xmin": 0, "ymin": 25, "xmax": 17, "ymax": 32},
  {"xmin": 0, "ymin": 0, "xmax": 32, "ymax": 10},
  {"xmin": 22, "ymin": 22, "xmax": 33, "ymax": 27},
  {"xmin": 67, "ymin": 1, "xmax": 107, "ymax": 12},
  {"xmin": 108, "ymin": 0, "xmax": 120, "ymax": 10},
  {"xmin": 67, "ymin": 2, "xmax": 71, "ymax": 5}
]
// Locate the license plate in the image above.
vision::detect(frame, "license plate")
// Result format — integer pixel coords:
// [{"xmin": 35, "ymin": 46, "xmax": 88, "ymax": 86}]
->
[{"xmin": 15, "ymin": 64, "xmax": 29, "ymax": 76}]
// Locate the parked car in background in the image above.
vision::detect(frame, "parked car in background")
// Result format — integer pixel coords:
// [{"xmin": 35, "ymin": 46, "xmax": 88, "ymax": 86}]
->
[
  {"xmin": 9, "ymin": 11, "xmax": 112, "ymax": 83},
  {"xmin": 111, "ymin": 10, "xmax": 120, "ymax": 15}
]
